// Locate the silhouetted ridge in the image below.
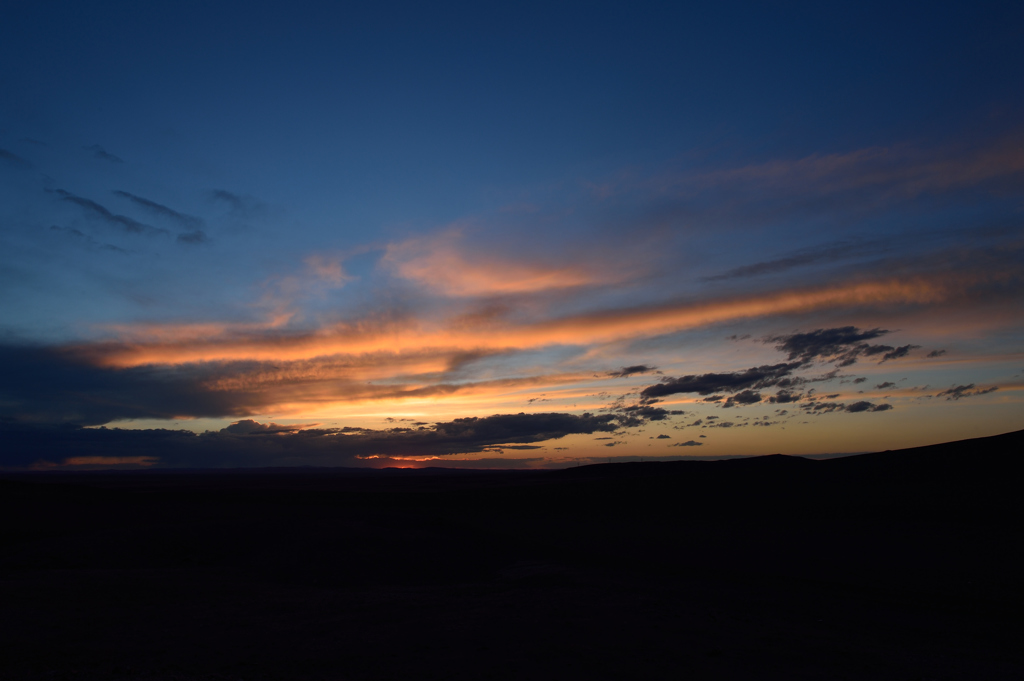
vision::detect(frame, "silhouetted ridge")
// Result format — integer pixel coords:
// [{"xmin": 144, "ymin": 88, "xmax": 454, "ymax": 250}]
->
[
  {"xmin": 552, "ymin": 452, "xmax": 814, "ymax": 479},
  {"xmin": 2, "ymin": 428, "xmax": 1022, "ymax": 680},
  {"xmin": 826, "ymin": 428, "xmax": 1024, "ymax": 473}
]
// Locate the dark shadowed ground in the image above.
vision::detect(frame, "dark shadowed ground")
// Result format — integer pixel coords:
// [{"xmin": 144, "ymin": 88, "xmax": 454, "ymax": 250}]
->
[{"xmin": 2, "ymin": 430, "xmax": 1023, "ymax": 680}]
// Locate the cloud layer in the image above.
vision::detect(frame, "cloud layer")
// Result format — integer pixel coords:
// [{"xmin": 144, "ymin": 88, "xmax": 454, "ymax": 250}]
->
[
  {"xmin": 1, "ymin": 122, "xmax": 1021, "ymax": 468},
  {"xmin": 1, "ymin": 412, "xmax": 629, "ymax": 469}
]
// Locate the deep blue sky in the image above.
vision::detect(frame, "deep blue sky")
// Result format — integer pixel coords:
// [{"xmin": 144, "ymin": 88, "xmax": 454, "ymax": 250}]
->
[
  {"xmin": 6, "ymin": 1, "xmax": 1020, "ymax": 225},
  {"xmin": 2, "ymin": 1, "xmax": 1022, "ymax": 468}
]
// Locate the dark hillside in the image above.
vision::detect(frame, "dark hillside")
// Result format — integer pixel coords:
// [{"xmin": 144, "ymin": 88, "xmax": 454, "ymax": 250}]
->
[{"xmin": 1, "ymin": 430, "xmax": 1022, "ymax": 680}]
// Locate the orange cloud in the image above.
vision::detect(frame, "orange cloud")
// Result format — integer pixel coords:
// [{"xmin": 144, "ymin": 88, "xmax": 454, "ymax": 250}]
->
[
  {"xmin": 382, "ymin": 230, "xmax": 618, "ymax": 296},
  {"xmin": 83, "ymin": 274, "xmax": 967, "ymax": 371},
  {"xmin": 262, "ymin": 372, "xmax": 598, "ymax": 416},
  {"xmin": 304, "ymin": 254, "xmax": 351, "ymax": 286}
]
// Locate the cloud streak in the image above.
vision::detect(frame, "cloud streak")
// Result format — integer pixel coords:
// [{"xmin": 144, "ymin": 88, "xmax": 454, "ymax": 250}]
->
[
  {"xmin": 80, "ymin": 272, "xmax": 997, "ymax": 369},
  {"xmin": 1, "ymin": 341, "xmax": 649, "ymax": 425},
  {"xmin": 55, "ymin": 189, "xmax": 168, "ymax": 236},
  {"xmin": 0, "ymin": 148, "xmax": 32, "ymax": 169},
  {"xmin": 800, "ymin": 400, "xmax": 893, "ymax": 414},
  {"xmin": 210, "ymin": 189, "xmax": 267, "ymax": 219},
  {"xmin": 936, "ymin": 384, "xmax": 998, "ymax": 400},
  {"xmin": 658, "ymin": 135, "xmax": 1024, "ymax": 211},
  {"xmin": 49, "ymin": 225, "xmax": 129, "ymax": 253},
  {"xmin": 113, "ymin": 190, "xmax": 205, "ymax": 229},
  {"xmin": 705, "ymin": 239, "xmax": 890, "ymax": 281},
  {"xmin": 84, "ymin": 144, "xmax": 123, "ymax": 163},
  {"xmin": 177, "ymin": 230, "xmax": 208, "ymax": 244},
  {"xmin": 607, "ymin": 365, "xmax": 658, "ymax": 378},
  {"xmin": 383, "ymin": 231, "xmax": 626, "ymax": 296}
]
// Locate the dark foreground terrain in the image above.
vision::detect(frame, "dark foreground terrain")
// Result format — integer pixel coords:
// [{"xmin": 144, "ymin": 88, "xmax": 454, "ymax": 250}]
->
[{"xmin": 2, "ymin": 431, "xmax": 1023, "ymax": 680}]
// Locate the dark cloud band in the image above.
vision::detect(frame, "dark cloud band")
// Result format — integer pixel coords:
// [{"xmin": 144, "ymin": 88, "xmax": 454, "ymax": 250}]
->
[
  {"xmin": 641, "ymin": 362, "xmax": 802, "ymax": 400},
  {"xmin": 0, "ymin": 412, "xmax": 622, "ymax": 469}
]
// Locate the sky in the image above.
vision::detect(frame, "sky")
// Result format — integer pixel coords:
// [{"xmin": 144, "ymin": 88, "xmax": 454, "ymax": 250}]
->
[{"xmin": 1, "ymin": 0, "xmax": 1022, "ymax": 469}]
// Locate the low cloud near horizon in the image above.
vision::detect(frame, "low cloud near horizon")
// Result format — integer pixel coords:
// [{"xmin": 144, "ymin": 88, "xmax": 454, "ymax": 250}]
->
[{"xmin": 1, "ymin": 412, "xmax": 626, "ymax": 469}]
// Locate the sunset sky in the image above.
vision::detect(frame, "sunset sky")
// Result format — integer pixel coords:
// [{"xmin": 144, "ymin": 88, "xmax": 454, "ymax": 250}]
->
[{"xmin": 2, "ymin": 1, "xmax": 1022, "ymax": 469}]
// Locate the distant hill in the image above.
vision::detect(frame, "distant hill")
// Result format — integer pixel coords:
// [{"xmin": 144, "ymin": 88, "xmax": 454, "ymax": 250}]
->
[{"xmin": 1, "ymin": 429, "xmax": 1022, "ymax": 680}]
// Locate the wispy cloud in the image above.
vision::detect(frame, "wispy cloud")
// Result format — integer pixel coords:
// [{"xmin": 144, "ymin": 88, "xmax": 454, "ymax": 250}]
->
[
  {"xmin": 209, "ymin": 189, "xmax": 267, "ymax": 218},
  {"xmin": 579, "ymin": 135, "xmax": 1024, "ymax": 245},
  {"xmin": 800, "ymin": 400, "xmax": 893, "ymax": 414},
  {"xmin": 383, "ymin": 230, "xmax": 624, "ymax": 296},
  {"xmin": 0, "ymin": 340, "xmax": 610, "ymax": 424},
  {"xmin": 84, "ymin": 144, "xmax": 124, "ymax": 163},
  {"xmin": 935, "ymin": 384, "xmax": 998, "ymax": 400},
  {"xmin": 0, "ymin": 322, "xmax": 929, "ymax": 428},
  {"xmin": 304, "ymin": 255, "xmax": 351, "ymax": 287},
  {"xmin": 177, "ymin": 230, "xmax": 208, "ymax": 244},
  {"xmin": 77, "ymin": 267, "xmax": 1014, "ymax": 370},
  {"xmin": 607, "ymin": 365, "xmax": 658, "ymax": 378},
  {"xmin": 55, "ymin": 189, "xmax": 168, "ymax": 236},
  {"xmin": 49, "ymin": 225, "xmax": 129, "ymax": 253},
  {"xmin": 0, "ymin": 148, "xmax": 32, "ymax": 169},
  {"xmin": 705, "ymin": 238, "xmax": 892, "ymax": 281},
  {"xmin": 663, "ymin": 135, "xmax": 1024, "ymax": 204},
  {"xmin": 112, "ymin": 190, "xmax": 204, "ymax": 229}
]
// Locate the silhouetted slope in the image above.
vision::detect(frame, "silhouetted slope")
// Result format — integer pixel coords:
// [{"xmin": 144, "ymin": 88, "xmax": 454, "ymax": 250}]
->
[
  {"xmin": 1, "ymin": 430, "xmax": 1022, "ymax": 680},
  {"xmin": 825, "ymin": 428, "xmax": 1023, "ymax": 486}
]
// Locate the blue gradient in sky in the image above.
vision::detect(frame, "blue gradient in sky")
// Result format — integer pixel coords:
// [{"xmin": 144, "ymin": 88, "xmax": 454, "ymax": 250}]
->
[
  {"xmin": 1, "ymin": 1, "xmax": 1022, "ymax": 467},
  {"xmin": 3, "ymin": 3, "xmax": 1018, "ymax": 316},
  {"xmin": 6, "ymin": 2, "xmax": 1020, "ymax": 222}
]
